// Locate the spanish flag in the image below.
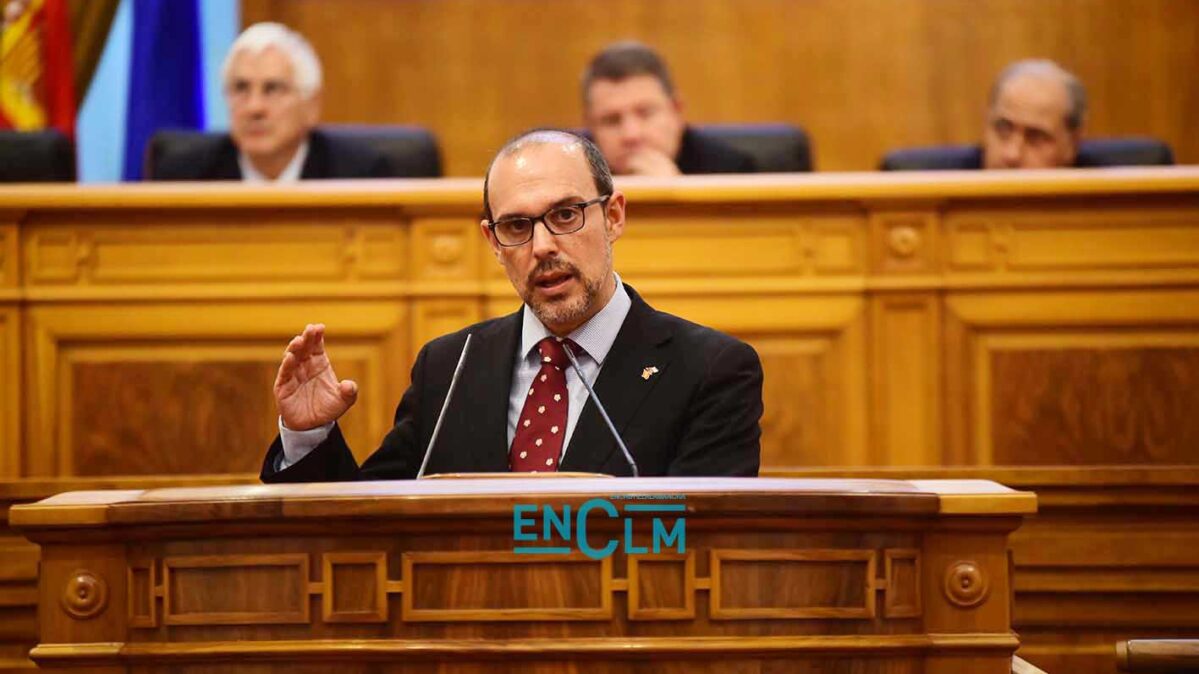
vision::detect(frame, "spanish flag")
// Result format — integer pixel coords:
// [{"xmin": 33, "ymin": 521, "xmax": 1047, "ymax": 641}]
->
[{"xmin": 0, "ymin": 0, "xmax": 77, "ymax": 136}]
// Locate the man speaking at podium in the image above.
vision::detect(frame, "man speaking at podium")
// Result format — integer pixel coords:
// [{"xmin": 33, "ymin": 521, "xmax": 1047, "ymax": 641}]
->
[{"xmin": 261, "ymin": 130, "xmax": 763, "ymax": 481}]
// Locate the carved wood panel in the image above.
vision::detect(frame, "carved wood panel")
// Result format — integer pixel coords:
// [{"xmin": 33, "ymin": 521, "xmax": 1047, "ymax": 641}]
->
[
  {"xmin": 23, "ymin": 302, "xmax": 410, "ymax": 477},
  {"xmin": 0, "ymin": 307, "xmax": 18, "ymax": 477},
  {"xmin": 870, "ymin": 294, "xmax": 941, "ymax": 465},
  {"xmin": 163, "ymin": 554, "xmax": 310, "ymax": 625},
  {"xmin": 990, "ymin": 345, "xmax": 1199, "ymax": 464},
  {"xmin": 709, "ymin": 549, "xmax": 878, "ymax": 620},
  {"xmin": 23, "ymin": 212, "xmax": 406, "ymax": 287},
  {"xmin": 402, "ymin": 551, "xmax": 612, "ymax": 622},
  {"xmin": 618, "ymin": 213, "xmax": 865, "ymax": 278},
  {"xmin": 944, "ymin": 290, "xmax": 1199, "ymax": 465},
  {"xmin": 121, "ymin": 547, "xmax": 922, "ymax": 628}
]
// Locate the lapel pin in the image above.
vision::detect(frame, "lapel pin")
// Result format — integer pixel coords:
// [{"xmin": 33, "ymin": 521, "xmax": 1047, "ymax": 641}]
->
[{"xmin": 641, "ymin": 366, "xmax": 659, "ymax": 381}]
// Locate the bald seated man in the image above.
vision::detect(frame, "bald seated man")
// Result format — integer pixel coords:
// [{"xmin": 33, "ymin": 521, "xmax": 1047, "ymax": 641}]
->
[
  {"xmin": 261, "ymin": 130, "xmax": 763, "ymax": 481},
  {"xmin": 983, "ymin": 59, "xmax": 1087, "ymax": 169},
  {"xmin": 153, "ymin": 22, "xmax": 395, "ymax": 181}
]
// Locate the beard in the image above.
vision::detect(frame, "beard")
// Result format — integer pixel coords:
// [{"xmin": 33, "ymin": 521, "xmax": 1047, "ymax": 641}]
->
[{"xmin": 516, "ymin": 246, "xmax": 612, "ymax": 331}]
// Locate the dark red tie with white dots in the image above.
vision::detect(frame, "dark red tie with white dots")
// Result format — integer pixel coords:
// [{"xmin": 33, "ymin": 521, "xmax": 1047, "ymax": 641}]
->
[{"xmin": 510, "ymin": 337, "xmax": 573, "ymax": 472}]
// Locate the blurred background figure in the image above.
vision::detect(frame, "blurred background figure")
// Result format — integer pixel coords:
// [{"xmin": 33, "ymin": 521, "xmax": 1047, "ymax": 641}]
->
[
  {"xmin": 580, "ymin": 40, "xmax": 756, "ymax": 176},
  {"xmin": 151, "ymin": 22, "xmax": 395, "ymax": 181},
  {"xmin": 983, "ymin": 59, "xmax": 1086, "ymax": 170}
]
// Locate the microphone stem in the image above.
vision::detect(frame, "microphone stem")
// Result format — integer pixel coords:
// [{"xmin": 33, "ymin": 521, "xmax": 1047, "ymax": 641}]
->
[{"xmin": 563, "ymin": 342, "xmax": 640, "ymax": 478}]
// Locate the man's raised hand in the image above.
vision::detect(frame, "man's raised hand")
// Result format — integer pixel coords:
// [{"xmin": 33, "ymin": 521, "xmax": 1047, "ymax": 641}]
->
[{"xmin": 273, "ymin": 323, "xmax": 358, "ymax": 430}]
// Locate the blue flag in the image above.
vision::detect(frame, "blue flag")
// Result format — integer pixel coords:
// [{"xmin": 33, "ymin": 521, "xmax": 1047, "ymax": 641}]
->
[{"xmin": 122, "ymin": 0, "xmax": 204, "ymax": 180}]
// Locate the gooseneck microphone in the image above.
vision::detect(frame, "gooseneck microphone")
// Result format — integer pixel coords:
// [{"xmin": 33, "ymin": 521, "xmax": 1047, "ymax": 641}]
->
[
  {"xmin": 562, "ymin": 342, "xmax": 640, "ymax": 478},
  {"xmin": 416, "ymin": 333, "xmax": 473, "ymax": 479}
]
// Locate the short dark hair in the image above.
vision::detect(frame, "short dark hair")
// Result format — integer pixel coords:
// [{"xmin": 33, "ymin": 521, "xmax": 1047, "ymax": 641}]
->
[
  {"xmin": 989, "ymin": 59, "xmax": 1088, "ymax": 132},
  {"xmin": 580, "ymin": 40, "xmax": 675, "ymax": 108},
  {"xmin": 482, "ymin": 129, "xmax": 614, "ymax": 222}
]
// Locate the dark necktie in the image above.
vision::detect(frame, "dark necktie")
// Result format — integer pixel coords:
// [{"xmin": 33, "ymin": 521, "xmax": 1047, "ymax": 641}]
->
[{"xmin": 510, "ymin": 337, "xmax": 574, "ymax": 472}]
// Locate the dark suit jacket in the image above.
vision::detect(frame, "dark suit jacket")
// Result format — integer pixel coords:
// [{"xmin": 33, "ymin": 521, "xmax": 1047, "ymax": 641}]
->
[
  {"xmin": 675, "ymin": 126, "xmax": 758, "ymax": 174},
  {"xmin": 261, "ymin": 285, "xmax": 763, "ymax": 481},
  {"xmin": 151, "ymin": 129, "xmax": 396, "ymax": 180}
]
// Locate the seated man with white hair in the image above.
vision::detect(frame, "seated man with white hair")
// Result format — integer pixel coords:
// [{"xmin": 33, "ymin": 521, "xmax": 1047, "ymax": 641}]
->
[{"xmin": 153, "ymin": 22, "xmax": 396, "ymax": 181}]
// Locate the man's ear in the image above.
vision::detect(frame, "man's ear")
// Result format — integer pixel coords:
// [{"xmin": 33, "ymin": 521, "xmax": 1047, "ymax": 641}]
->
[
  {"xmin": 479, "ymin": 219, "xmax": 502, "ymax": 260},
  {"xmin": 605, "ymin": 191, "xmax": 627, "ymax": 242}
]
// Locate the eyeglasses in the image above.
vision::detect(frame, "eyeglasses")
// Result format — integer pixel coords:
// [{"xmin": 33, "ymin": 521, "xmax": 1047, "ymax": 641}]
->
[{"xmin": 488, "ymin": 195, "xmax": 611, "ymax": 247}]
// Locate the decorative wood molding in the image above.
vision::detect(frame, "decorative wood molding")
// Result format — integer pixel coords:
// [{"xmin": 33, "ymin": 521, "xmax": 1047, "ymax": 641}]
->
[
  {"xmin": 126, "ymin": 546, "xmax": 929, "ymax": 628},
  {"xmin": 162, "ymin": 554, "xmax": 310, "ymax": 626},
  {"xmin": 28, "ymin": 632, "xmax": 1022, "ymax": 665},
  {"xmin": 946, "ymin": 209, "xmax": 1199, "ymax": 274},
  {"xmin": 883, "ymin": 549, "xmax": 922, "ymax": 618},
  {"xmin": 400, "ymin": 551, "xmax": 613, "ymax": 622},
  {"xmin": 709, "ymin": 549, "xmax": 878, "ymax": 620},
  {"xmin": 870, "ymin": 210, "xmax": 939, "ymax": 275},
  {"xmin": 627, "ymin": 552, "xmax": 696, "ymax": 621},
  {"xmin": 0, "ymin": 222, "xmax": 17, "ymax": 287},
  {"xmin": 0, "ymin": 308, "xmax": 18, "ymax": 477},
  {"xmin": 59, "ymin": 569, "xmax": 107, "ymax": 620},
  {"xmin": 126, "ymin": 561, "xmax": 156, "ymax": 628},
  {"xmin": 321, "ymin": 552, "xmax": 389, "ymax": 624},
  {"xmin": 943, "ymin": 560, "xmax": 989, "ymax": 608}
]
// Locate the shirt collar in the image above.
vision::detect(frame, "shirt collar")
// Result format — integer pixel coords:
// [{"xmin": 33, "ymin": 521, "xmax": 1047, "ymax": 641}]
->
[
  {"xmin": 519, "ymin": 272, "xmax": 631, "ymax": 365},
  {"xmin": 238, "ymin": 140, "xmax": 310, "ymax": 183}
]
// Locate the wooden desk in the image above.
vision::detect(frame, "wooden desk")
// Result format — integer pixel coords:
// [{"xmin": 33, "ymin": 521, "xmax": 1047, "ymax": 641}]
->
[
  {"xmin": 1, "ymin": 169, "xmax": 1197, "ymax": 478},
  {"xmin": 10, "ymin": 477, "xmax": 1033, "ymax": 673}
]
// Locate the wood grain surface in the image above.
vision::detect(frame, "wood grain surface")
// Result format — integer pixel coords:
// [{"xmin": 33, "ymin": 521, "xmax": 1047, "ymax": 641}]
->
[{"xmin": 240, "ymin": 0, "xmax": 1199, "ymax": 175}]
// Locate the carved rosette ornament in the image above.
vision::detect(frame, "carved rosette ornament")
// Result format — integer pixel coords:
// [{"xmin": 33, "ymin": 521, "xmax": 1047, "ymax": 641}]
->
[
  {"xmin": 942, "ymin": 560, "xmax": 989, "ymax": 608},
  {"xmin": 887, "ymin": 225, "xmax": 921, "ymax": 258},
  {"xmin": 61, "ymin": 570, "xmax": 108, "ymax": 619},
  {"xmin": 430, "ymin": 235, "xmax": 464, "ymax": 265}
]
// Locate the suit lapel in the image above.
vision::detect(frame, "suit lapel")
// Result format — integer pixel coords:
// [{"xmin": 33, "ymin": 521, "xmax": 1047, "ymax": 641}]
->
[
  {"xmin": 560, "ymin": 288, "xmax": 673, "ymax": 474},
  {"xmin": 454, "ymin": 309, "xmax": 521, "ymax": 472}
]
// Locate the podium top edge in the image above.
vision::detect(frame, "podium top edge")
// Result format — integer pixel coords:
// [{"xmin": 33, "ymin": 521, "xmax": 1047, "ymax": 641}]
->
[{"xmin": 8, "ymin": 477, "xmax": 1036, "ymax": 530}]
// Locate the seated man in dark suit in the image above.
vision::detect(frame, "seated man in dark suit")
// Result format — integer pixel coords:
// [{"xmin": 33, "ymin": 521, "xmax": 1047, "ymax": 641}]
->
[
  {"xmin": 262, "ymin": 130, "xmax": 763, "ymax": 481},
  {"xmin": 580, "ymin": 41, "xmax": 756, "ymax": 176},
  {"xmin": 153, "ymin": 22, "xmax": 394, "ymax": 181},
  {"xmin": 982, "ymin": 59, "xmax": 1087, "ymax": 169}
]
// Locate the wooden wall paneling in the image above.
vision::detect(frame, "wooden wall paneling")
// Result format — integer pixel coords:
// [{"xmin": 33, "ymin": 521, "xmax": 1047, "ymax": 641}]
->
[
  {"xmin": 870, "ymin": 294, "xmax": 943, "ymax": 465},
  {"xmin": 867, "ymin": 208, "xmax": 943, "ymax": 465},
  {"xmin": 0, "ymin": 307, "xmax": 19, "ymax": 479},
  {"xmin": 21, "ymin": 208, "xmax": 409, "ymax": 294},
  {"xmin": 407, "ymin": 215, "xmax": 488, "ymax": 349},
  {"xmin": 22, "ymin": 301, "xmax": 408, "ymax": 477},
  {"xmin": 241, "ymin": 0, "xmax": 1199, "ymax": 175},
  {"xmin": 0, "ymin": 219, "xmax": 18, "ymax": 479},
  {"xmin": 943, "ymin": 289, "xmax": 1199, "ymax": 466},
  {"xmin": 0, "ymin": 219, "xmax": 16, "ymax": 288},
  {"xmin": 943, "ymin": 200, "xmax": 1199, "ymax": 286}
]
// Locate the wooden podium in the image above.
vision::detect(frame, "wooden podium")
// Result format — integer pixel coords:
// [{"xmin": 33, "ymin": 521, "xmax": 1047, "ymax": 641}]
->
[{"xmin": 10, "ymin": 478, "xmax": 1035, "ymax": 673}]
